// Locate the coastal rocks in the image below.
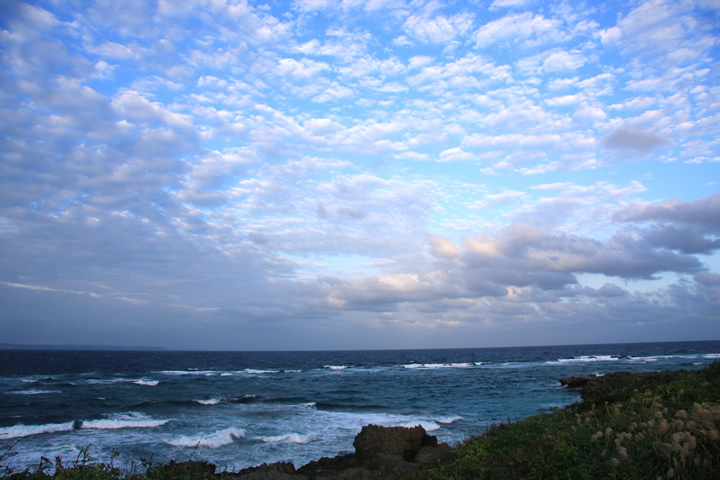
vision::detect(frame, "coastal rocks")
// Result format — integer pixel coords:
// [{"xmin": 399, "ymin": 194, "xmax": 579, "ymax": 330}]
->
[
  {"xmin": 559, "ymin": 370, "xmax": 701, "ymax": 401},
  {"xmin": 232, "ymin": 424, "xmax": 452, "ymax": 480},
  {"xmin": 558, "ymin": 375, "xmax": 593, "ymax": 389},
  {"xmin": 580, "ymin": 370, "xmax": 698, "ymax": 401},
  {"xmin": 232, "ymin": 462, "xmax": 301, "ymax": 480}
]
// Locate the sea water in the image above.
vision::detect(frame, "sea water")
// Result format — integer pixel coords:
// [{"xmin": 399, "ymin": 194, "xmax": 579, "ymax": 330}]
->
[{"xmin": 1, "ymin": 341, "xmax": 719, "ymax": 474}]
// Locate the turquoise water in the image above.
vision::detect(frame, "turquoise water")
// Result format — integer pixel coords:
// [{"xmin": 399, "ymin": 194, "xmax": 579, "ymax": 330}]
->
[{"xmin": 1, "ymin": 341, "xmax": 719, "ymax": 473}]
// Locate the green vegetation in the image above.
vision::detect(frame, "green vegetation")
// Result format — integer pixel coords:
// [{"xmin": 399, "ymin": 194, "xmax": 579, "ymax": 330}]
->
[
  {"xmin": 3, "ymin": 363, "xmax": 719, "ymax": 479},
  {"xmin": 422, "ymin": 362, "xmax": 720, "ymax": 480}
]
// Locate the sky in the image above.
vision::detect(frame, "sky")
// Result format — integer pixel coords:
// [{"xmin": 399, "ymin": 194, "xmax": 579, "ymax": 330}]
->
[{"xmin": 0, "ymin": 0, "xmax": 719, "ymax": 351}]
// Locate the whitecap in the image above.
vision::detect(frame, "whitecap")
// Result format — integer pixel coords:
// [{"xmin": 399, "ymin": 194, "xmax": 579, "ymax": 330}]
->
[
  {"xmin": 547, "ymin": 355, "xmax": 620, "ymax": 365},
  {"xmin": 80, "ymin": 412, "xmax": 169, "ymax": 430},
  {"xmin": 260, "ymin": 433, "xmax": 318, "ymax": 444},
  {"xmin": 196, "ymin": 398, "xmax": 222, "ymax": 405},
  {"xmin": 7, "ymin": 389, "xmax": 61, "ymax": 395},
  {"xmin": 703, "ymin": 353, "xmax": 720, "ymax": 359},
  {"xmin": 436, "ymin": 416, "xmax": 463, "ymax": 424},
  {"xmin": 0, "ymin": 422, "xmax": 74, "ymax": 439},
  {"xmin": 157, "ymin": 370, "xmax": 217, "ymax": 376},
  {"xmin": 133, "ymin": 379, "xmax": 159, "ymax": 386},
  {"xmin": 244, "ymin": 369, "xmax": 281, "ymax": 374},
  {"xmin": 402, "ymin": 362, "xmax": 475, "ymax": 370},
  {"xmin": 396, "ymin": 421, "xmax": 441, "ymax": 432},
  {"xmin": 166, "ymin": 427, "xmax": 245, "ymax": 448},
  {"xmin": 324, "ymin": 365, "xmax": 349, "ymax": 370}
]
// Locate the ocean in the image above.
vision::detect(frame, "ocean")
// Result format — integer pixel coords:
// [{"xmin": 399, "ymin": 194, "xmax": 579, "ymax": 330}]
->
[{"xmin": 1, "ymin": 341, "xmax": 719, "ymax": 474}]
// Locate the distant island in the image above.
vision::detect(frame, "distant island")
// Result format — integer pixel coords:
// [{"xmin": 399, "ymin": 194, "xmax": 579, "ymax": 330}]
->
[{"xmin": 0, "ymin": 343, "xmax": 166, "ymax": 351}]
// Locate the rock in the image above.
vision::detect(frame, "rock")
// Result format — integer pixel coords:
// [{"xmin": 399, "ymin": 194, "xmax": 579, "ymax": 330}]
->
[
  {"xmin": 353, "ymin": 424, "xmax": 428, "ymax": 462},
  {"xmin": 296, "ymin": 424, "xmax": 450, "ymax": 479},
  {"xmin": 558, "ymin": 375, "xmax": 593, "ymax": 389},
  {"xmin": 581, "ymin": 370, "xmax": 699, "ymax": 401},
  {"xmin": 156, "ymin": 460, "xmax": 216, "ymax": 479},
  {"xmin": 232, "ymin": 462, "xmax": 304, "ymax": 480}
]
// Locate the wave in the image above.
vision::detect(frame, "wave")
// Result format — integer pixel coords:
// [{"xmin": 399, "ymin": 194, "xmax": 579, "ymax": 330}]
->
[
  {"xmin": 402, "ymin": 362, "xmax": 484, "ymax": 370},
  {"xmin": 0, "ymin": 422, "xmax": 74, "ymax": 440},
  {"xmin": 324, "ymin": 365, "xmax": 350, "ymax": 370},
  {"xmin": 166, "ymin": 427, "xmax": 245, "ymax": 449},
  {"xmin": 436, "ymin": 416, "xmax": 463, "ymax": 424},
  {"xmin": 157, "ymin": 370, "xmax": 219, "ymax": 376},
  {"xmin": 244, "ymin": 369, "xmax": 281, "ymax": 374},
  {"xmin": 546, "ymin": 355, "xmax": 621, "ymax": 365},
  {"xmin": 260, "ymin": 432, "xmax": 318, "ymax": 444},
  {"xmin": 704, "ymin": 353, "xmax": 720, "ymax": 359},
  {"xmin": 80, "ymin": 412, "xmax": 169, "ymax": 430},
  {"xmin": 7, "ymin": 389, "xmax": 61, "ymax": 395},
  {"xmin": 133, "ymin": 379, "xmax": 159, "ymax": 386},
  {"xmin": 228, "ymin": 395, "xmax": 257, "ymax": 404},
  {"xmin": 395, "ymin": 421, "xmax": 441, "ymax": 432},
  {"xmin": 195, "ymin": 398, "xmax": 222, "ymax": 405}
]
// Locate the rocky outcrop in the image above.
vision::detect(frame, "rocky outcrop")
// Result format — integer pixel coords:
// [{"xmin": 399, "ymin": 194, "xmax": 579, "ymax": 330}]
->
[
  {"xmin": 225, "ymin": 424, "xmax": 453, "ymax": 480},
  {"xmin": 580, "ymin": 370, "xmax": 699, "ymax": 401},
  {"xmin": 558, "ymin": 369, "xmax": 701, "ymax": 401},
  {"xmin": 558, "ymin": 375, "xmax": 593, "ymax": 389}
]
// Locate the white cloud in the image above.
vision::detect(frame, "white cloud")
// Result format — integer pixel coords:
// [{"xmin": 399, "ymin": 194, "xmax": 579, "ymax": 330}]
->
[
  {"xmin": 0, "ymin": 0, "xmax": 717, "ymax": 349},
  {"xmin": 403, "ymin": 10, "xmax": 474, "ymax": 44},
  {"xmin": 474, "ymin": 12, "xmax": 565, "ymax": 48}
]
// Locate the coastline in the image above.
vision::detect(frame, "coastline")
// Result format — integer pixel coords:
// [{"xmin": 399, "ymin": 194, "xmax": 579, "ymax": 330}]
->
[{"xmin": 5, "ymin": 363, "xmax": 717, "ymax": 479}]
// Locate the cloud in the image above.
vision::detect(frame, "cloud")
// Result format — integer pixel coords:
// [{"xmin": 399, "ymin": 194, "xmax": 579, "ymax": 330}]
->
[
  {"xmin": 403, "ymin": 8, "xmax": 474, "ymax": 44},
  {"xmin": 614, "ymin": 194, "xmax": 720, "ymax": 226},
  {"xmin": 0, "ymin": 0, "xmax": 718, "ymax": 348},
  {"xmin": 473, "ymin": 12, "xmax": 565, "ymax": 48},
  {"xmin": 601, "ymin": 127, "xmax": 671, "ymax": 152}
]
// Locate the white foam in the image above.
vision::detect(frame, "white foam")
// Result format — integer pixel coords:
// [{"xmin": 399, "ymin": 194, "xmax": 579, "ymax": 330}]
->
[
  {"xmin": 0, "ymin": 422, "xmax": 75, "ymax": 439},
  {"xmin": 133, "ymin": 379, "xmax": 159, "ymax": 386},
  {"xmin": 547, "ymin": 355, "xmax": 620, "ymax": 365},
  {"xmin": 157, "ymin": 370, "xmax": 217, "ymax": 376},
  {"xmin": 244, "ymin": 369, "xmax": 281, "ymax": 374},
  {"xmin": 7, "ymin": 389, "xmax": 61, "ymax": 395},
  {"xmin": 196, "ymin": 398, "xmax": 222, "ymax": 405},
  {"xmin": 80, "ymin": 412, "xmax": 169, "ymax": 430},
  {"xmin": 628, "ymin": 356, "xmax": 659, "ymax": 362},
  {"xmin": 324, "ymin": 365, "xmax": 349, "ymax": 370},
  {"xmin": 703, "ymin": 353, "xmax": 720, "ymax": 359},
  {"xmin": 260, "ymin": 432, "xmax": 318, "ymax": 444},
  {"xmin": 436, "ymin": 416, "xmax": 463, "ymax": 424},
  {"xmin": 396, "ymin": 421, "xmax": 441, "ymax": 432},
  {"xmin": 166, "ymin": 427, "xmax": 246, "ymax": 449},
  {"xmin": 403, "ymin": 362, "xmax": 475, "ymax": 370}
]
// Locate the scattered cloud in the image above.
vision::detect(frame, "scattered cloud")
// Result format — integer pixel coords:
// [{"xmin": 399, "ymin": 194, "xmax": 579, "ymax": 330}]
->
[{"xmin": 0, "ymin": 0, "xmax": 718, "ymax": 349}]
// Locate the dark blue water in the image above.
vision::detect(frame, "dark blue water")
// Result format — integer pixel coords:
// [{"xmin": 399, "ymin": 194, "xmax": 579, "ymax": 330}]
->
[{"xmin": 1, "ymin": 341, "xmax": 719, "ymax": 473}]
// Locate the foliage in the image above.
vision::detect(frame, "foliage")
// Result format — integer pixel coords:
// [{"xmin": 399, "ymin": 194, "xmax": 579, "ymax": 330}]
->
[{"xmin": 421, "ymin": 361, "xmax": 720, "ymax": 480}]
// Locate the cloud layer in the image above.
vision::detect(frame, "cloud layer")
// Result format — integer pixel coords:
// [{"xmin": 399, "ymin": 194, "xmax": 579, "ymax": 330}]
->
[{"xmin": 0, "ymin": 0, "xmax": 718, "ymax": 349}]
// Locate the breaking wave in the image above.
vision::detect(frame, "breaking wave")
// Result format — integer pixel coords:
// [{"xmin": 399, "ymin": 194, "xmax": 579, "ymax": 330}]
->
[
  {"xmin": 166, "ymin": 427, "xmax": 245, "ymax": 448},
  {"xmin": 260, "ymin": 432, "xmax": 318, "ymax": 444}
]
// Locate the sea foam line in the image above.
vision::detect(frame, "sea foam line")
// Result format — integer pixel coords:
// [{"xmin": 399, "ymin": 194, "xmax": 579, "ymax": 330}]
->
[
  {"xmin": 260, "ymin": 433, "xmax": 318, "ymax": 444},
  {"xmin": 7, "ymin": 389, "xmax": 61, "ymax": 395},
  {"xmin": 165, "ymin": 427, "xmax": 245, "ymax": 448},
  {"xmin": 0, "ymin": 422, "xmax": 75, "ymax": 440},
  {"xmin": 133, "ymin": 379, "xmax": 159, "ymax": 386},
  {"xmin": 80, "ymin": 413, "xmax": 169, "ymax": 430}
]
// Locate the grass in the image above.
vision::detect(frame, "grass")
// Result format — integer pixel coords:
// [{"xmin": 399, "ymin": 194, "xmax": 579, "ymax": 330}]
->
[
  {"xmin": 420, "ymin": 361, "xmax": 720, "ymax": 480},
  {"xmin": 3, "ymin": 362, "xmax": 719, "ymax": 479}
]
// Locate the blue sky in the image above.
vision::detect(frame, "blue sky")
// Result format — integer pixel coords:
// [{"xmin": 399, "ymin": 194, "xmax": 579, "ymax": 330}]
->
[{"xmin": 1, "ymin": 0, "xmax": 718, "ymax": 350}]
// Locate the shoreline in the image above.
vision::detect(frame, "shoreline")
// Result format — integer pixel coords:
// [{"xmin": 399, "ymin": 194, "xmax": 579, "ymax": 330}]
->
[{"xmin": 6, "ymin": 365, "xmax": 715, "ymax": 479}]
